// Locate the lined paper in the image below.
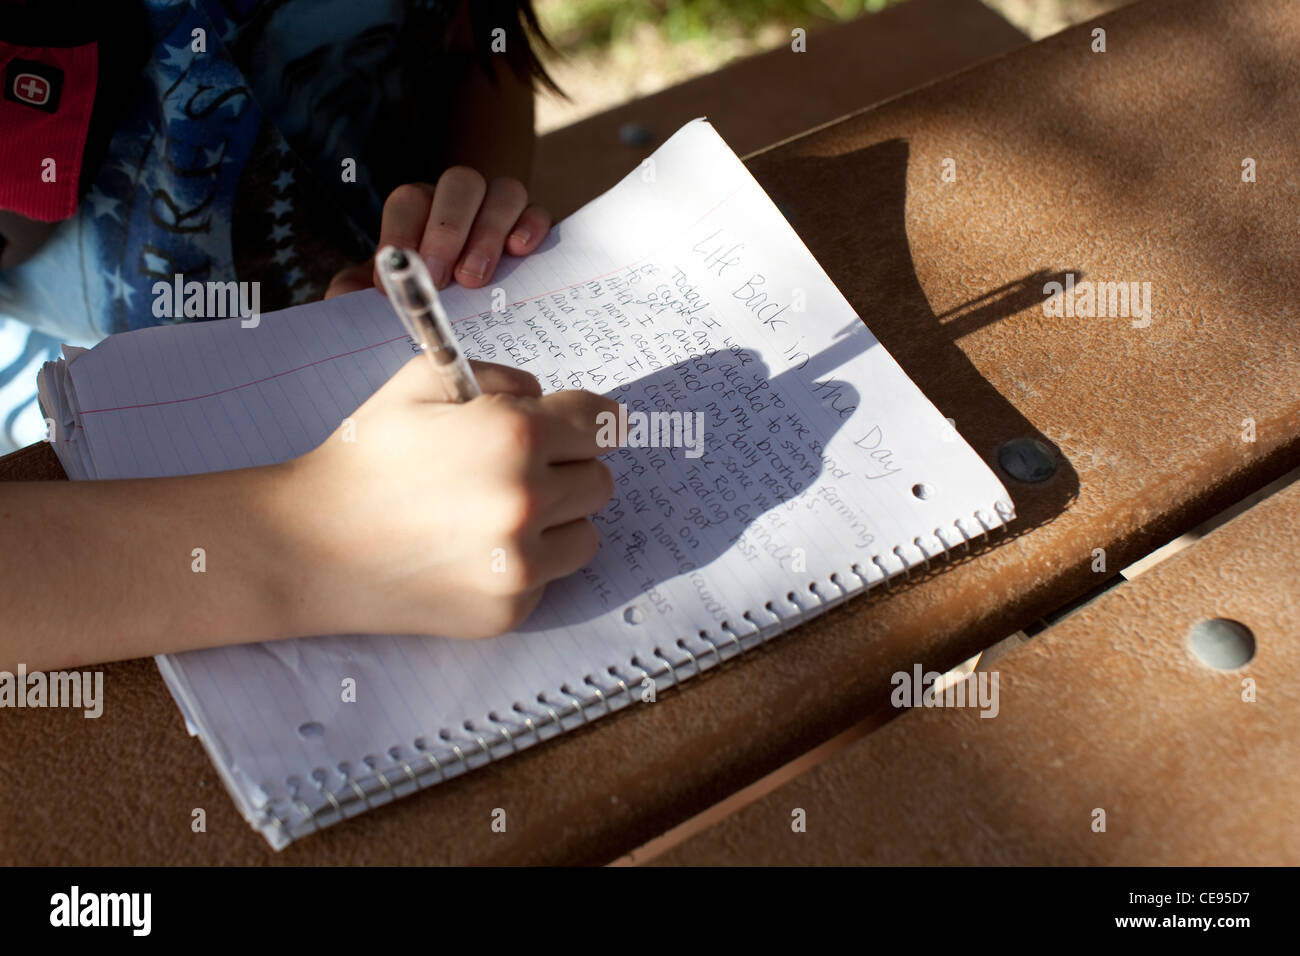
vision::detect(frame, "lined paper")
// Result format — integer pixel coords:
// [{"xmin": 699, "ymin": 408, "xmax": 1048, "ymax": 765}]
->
[{"xmin": 41, "ymin": 119, "xmax": 1013, "ymax": 847}]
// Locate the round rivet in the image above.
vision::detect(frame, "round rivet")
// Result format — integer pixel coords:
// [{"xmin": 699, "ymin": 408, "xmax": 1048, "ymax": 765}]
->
[
  {"xmin": 997, "ymin": 437, "xmax": 1056, "ymax": 482},
  {"xmin": 1188, "ymin": 618, "xmax": 1255, "ymax": 670},
  {"xmin": 619, "ymin": 122, "xmax": 654, "ymax": 147}
]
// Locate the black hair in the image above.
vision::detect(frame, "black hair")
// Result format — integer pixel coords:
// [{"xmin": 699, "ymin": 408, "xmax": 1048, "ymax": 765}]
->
[{"xmin": 468, "ymin": 0, "xmax": 564, "ymax": 97}]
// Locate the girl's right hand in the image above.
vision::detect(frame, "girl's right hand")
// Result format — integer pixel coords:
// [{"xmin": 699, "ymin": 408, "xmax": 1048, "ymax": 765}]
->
[{"xmin": 278, "ymin": 357, "xmax": 618, "ymax": 638}]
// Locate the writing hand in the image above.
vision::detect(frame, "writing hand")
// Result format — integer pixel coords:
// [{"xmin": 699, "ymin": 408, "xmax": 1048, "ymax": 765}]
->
[{"xmin": 282, "ymin": 357, "xmax": 617, "ymax": 639}]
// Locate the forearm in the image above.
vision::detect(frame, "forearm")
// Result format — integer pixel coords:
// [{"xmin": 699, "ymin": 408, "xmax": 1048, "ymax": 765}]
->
[{"xmin": 0, "ymin": 465, "xmax": 303, "ymax": 672}]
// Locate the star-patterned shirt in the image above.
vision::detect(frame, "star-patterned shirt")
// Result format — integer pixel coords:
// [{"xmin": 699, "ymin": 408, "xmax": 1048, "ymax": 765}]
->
[{"xmin": 0, "ymin": 0, "xmax": 458, "ymax": 451}]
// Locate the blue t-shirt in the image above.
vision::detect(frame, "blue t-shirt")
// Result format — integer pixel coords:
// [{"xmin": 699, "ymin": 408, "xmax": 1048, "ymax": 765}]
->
[{"xmin": 0, "ymin": 0, "xmax": 458, "ymax": 451}]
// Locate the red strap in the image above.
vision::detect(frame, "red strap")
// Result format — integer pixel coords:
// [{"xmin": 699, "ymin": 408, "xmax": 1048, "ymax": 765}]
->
[{"xmin": 0, "ymin": 39, "xmax": 97, "ymax": 222}]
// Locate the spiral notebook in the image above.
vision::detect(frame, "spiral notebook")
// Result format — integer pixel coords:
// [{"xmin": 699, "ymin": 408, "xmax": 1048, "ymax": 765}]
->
[{"xmin": 39, "ymin": 119, "xmax": 1014, "ymax": 848}]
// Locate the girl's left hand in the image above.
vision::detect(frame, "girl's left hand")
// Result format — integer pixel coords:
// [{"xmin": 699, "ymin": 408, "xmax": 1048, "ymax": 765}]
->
[{"xmin": 325, "ymin": 167, "xmax": 551, "ymax": 298}]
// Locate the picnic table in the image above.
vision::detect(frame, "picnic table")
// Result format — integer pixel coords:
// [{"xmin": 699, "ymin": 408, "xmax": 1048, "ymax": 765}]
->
[
  {"xmin": 657, "ymin": 478, "xmax": 1300, "ymax": 865},
  {"xmin": 1, "ymin": 0, "xmax": 1297, "ymax": 865}
]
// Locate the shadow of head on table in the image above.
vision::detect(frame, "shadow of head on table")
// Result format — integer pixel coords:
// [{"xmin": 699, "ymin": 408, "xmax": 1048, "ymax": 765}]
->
[
  {"xmin": 515, "ymin": 343, "xmax": 866, "ymax": 633},
  {"xmin": 747, "ymin": 136, "xmax": 1081, "ymax": 548},
  {"xmin": 514, "ymin": 139, "xmax": 1083, "ymax": 635}
]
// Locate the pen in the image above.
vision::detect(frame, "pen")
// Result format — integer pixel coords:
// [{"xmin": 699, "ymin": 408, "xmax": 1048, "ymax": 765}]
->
[{"xmin": 376, "ymin": 245, "xmax": 482, "ymax": 403}]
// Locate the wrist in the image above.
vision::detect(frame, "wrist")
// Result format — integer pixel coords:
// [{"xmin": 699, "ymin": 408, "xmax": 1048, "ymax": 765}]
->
[
  {"xmin": 248, "ymin": 457, "xmax": 323, "ymax": 639},
  {"xmin": 252, "ymin": 453, "xmax": 361, "ymax": 640}
]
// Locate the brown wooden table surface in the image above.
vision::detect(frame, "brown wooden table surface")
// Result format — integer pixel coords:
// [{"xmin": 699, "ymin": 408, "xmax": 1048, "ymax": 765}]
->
[
  {"xmin": 1, "ymin": 0, "xmax": 1297, "ymax": 865},
  {"xmin": 657, "ymin": 478, "xmax": 1300, "ymax": 865}
]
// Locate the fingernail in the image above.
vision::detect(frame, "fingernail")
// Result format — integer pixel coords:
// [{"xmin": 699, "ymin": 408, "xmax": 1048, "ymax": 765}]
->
[
  {"xmin": 509, "ymin": 228, "xmax": 530, "ymax": 247},
  {"xmin": 423, "ymin": 255, "xmax": 449, "ymax": 288},
  {"xmin": 461, "ymin": 252, "xmax": 490, "ymax": 281}
]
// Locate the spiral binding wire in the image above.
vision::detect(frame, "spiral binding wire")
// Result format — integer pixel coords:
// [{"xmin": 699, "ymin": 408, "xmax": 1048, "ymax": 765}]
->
[{"xmin": 259, "ymin": 502, "xmax": 1015, "ymax": 839}]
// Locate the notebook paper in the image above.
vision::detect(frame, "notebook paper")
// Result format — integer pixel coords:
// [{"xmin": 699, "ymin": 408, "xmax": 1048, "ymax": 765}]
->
[{"xmin": 40, "ymin": 119, "xmax": 1014, "ymax": 848}]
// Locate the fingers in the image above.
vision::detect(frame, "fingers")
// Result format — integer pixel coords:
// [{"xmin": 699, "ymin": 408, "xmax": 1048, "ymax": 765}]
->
[
  {"xmin": 535, "ymin": 390, "xmax": 624, "ymax": 463},
  {"xmin": 539, "ymin": 459, "xmax": 614, "ymax": 526},
  {"xmin": 483, "ymin": 517, "xmax": 597, "ymax": 628},
  {"xmin": 325, "ymin": 259, "xmax": 374, "ymax": 299},
  {"xmin": 496, "ymin": 586, "xmax": 546, "ymax": 633},
  {"xmin": 506, "ymin": 204, "xmax": 551, "ymax": 257},
  {"xmin": 371, "ymin": 183, "xmax": 435, "ymax": 290},
  {"xmin": 419, "ymin": 167, "xmax": 487, "ymax": 289},
  {"xmin": 455, "ymin": 176, "xmax": 528, "ymax": 289},
  {"xmin": 356, "ymin": 172, "xmax": 553, "ymax": 302},
  {"xmin": 532, "ymin": 517, "xmax": 602, "ymax": 583},
  {"xmin": 470, "ymin": 360, "xmax": 542, "ymax": 398},
  {"xmin": 471, "ymin": 390, "xmax": 621, "ymax": 470}
]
